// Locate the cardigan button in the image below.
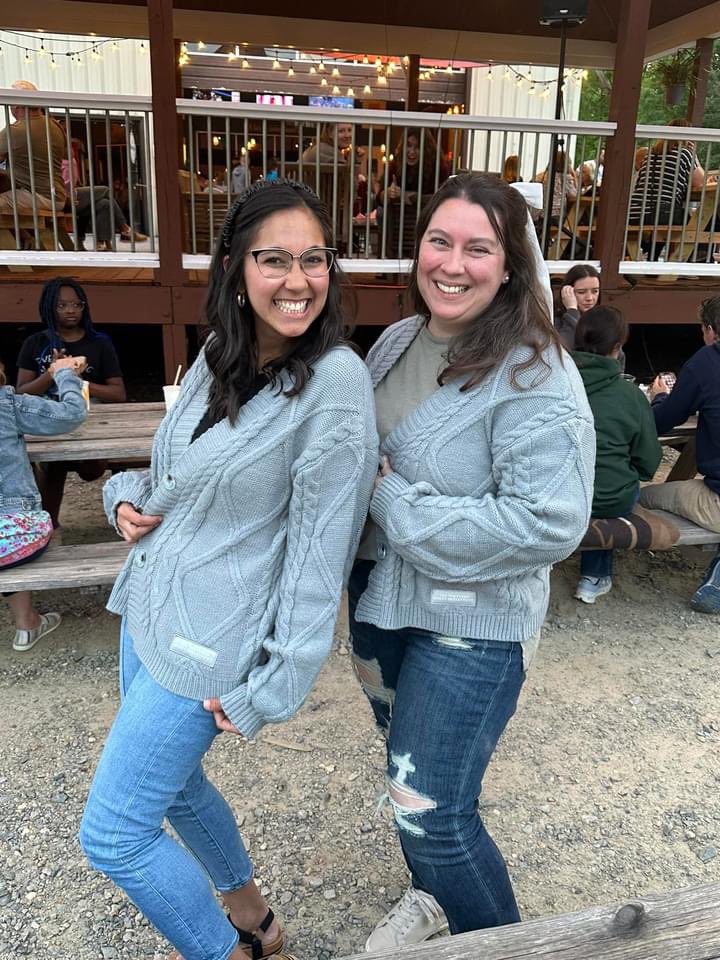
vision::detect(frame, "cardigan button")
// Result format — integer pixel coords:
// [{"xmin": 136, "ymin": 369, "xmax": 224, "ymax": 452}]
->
[
  {"xmin": 135, "ymin": 550, "xmax": 146, "ymax": 567},
  {"xmin": 377, "ymin": 543, "xmax": 387, "ymax": 559},
  {"xmin": 162, "ymin": 473, "xmax": 176, "ymax": 491}
]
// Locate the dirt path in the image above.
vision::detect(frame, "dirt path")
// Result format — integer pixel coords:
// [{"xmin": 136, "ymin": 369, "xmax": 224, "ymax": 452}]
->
[{"xmin": 1, "ymin": 475, "xmax": 719, "ymax": 959}]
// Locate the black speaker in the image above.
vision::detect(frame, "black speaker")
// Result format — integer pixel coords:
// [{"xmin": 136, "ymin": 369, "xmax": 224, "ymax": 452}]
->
[{"xmin": 539, "ymin": 0, "xmax": 587, "ymax": 26}]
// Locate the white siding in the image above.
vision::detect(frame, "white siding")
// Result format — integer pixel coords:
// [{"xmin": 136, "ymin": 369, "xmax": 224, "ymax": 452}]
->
[
  {"xmin": 468, "ymin": 65, "xmax": 584, "ymax": 178},
  {"xmin": 0, "ymin": 32, "xmax": 151, "ymax": 95}
]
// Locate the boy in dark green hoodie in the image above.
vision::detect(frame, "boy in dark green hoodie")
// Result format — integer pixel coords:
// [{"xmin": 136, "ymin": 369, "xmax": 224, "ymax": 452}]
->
[{"xmin": 573, "ymin": 306, "xmax": 662, "ymax": 603}]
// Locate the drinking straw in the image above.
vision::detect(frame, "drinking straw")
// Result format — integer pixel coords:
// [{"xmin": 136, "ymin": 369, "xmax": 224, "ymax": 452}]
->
[{"xmin": 173, "ymin": 365, "xmax": 182, "ymax": 386}]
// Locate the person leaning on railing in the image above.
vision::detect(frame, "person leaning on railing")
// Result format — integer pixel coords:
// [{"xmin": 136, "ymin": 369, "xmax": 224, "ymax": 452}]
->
[
  {"xmin": 639, "ymin": 296, "xmax": 720, "ymax": 614},
  {"xmin": 377, "ymin": 128, "xmax": 450, "ymax": 206}
]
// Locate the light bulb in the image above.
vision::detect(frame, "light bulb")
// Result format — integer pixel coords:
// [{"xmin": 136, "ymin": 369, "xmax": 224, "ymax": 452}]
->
[
  {"xmin": 318, "ymin": 60, "xmax": 325, "ymax": 72},
  {"xmin": 363, "ymin": 84, "xmax": 372, "ymax": 94},
  {"xmin": 287, "ymin": 67, "xmax": 295, "ymax": 77},
  {"xmin": 377, "ymin": 74, "xmax": 387, "ymax": 86},
  {"xmin": 241, "ymin": 58, "xmax": 249, "ymax": 69},
  {"xmin": 347, "ymin": 87, "xmax": 355, "ymax": 96},
  {"xmin": 320, "ymin": 77, "xmax": 328, "ymax": 87},
  {"xmin": 309, "ymin": 65, "xmax": 316, "ymax": 74},
  {"xmin": 332, "ymin": 84, "xmax": 340, "ymax": 94},
  {"xmin": 197, "ymin": 40, "xmax": 206, "ymax": 49},
  {"xmin": 273, "ymin": 57, "xmax": 281, "ymax": 69},
  {"xmin": 331, "ymin": 66, "xmax": 339, "ymax": 77}
]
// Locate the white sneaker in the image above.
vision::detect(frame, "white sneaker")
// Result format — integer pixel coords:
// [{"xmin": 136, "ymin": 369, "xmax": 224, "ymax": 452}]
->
[
  {"xmin": 13, "ymin": 612, "xmax": 62, "ymax": 652},
  {"xmin": 365, "ymin": 887, "xmax": 448, "ymax": 952},
  {"xmin": 574, "ymin": 576, "xmax": 613, "ymax": 604}
]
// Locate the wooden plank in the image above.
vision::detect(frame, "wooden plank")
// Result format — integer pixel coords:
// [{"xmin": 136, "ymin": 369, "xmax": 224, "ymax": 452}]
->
[
  {"xmin": 338, "ymin": 881, "xmax": 720, "ymax": 960},
  {"xmin": 25, "ymin": 403, "xmax": 165, "ymax": 462},
  {"xmin": 0, "ymin": 541, "xmax": 131, "ymax": 592}
]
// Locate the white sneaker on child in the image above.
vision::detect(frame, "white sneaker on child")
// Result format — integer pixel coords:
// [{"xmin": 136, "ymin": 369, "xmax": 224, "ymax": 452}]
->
[
  {"xmin": 574, "ymin": 576, "xmax": 613, "ymax": 604},
  {"xmin": 13, "ymin": 612, "xmax": 61, "ymax": 652},
  {"xmin": 364, "ymin": 886, "xmax": 448, "ymax": 951}
]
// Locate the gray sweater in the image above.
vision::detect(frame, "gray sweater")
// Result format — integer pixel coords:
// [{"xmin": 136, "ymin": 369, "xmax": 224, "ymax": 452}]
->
[
  {"xmin": 355, "ymin": 316, "xmax": 595, "ymax": 643},
  {"xmin": 103, "ymin": 345, "xmax": 378, "ymax": 737}
]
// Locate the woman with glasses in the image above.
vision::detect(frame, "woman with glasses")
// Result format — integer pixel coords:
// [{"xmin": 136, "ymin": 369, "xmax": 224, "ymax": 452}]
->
[
  {"xmin": 15, "ymin": 277, "xmax": 127, "ymax": 527},
  {"xmin": 349, "ymin": 174, "xmax": 594, "ymax": 951},
  {"xmin": 79, "ymin": 179, "xmax": 377, "ymax": 960}
]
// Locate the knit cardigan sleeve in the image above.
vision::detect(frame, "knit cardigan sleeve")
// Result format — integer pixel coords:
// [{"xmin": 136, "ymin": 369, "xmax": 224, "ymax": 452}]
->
[
  {"xmin": 220, "ymin": 384, "xmax": 378, "ymax": 738},
  {"xmin": 103, "ymin": 469, "xmax": 153, "ymax": 534},
  {"xmin": 370, "ymin": 386, "xmax": 594, "ymax": 583}
]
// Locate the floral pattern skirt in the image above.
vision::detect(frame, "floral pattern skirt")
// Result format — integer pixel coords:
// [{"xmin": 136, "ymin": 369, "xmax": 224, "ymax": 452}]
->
[{"xmin": 0, "ymin": 511, "xmax": 54, "ymax": 568}]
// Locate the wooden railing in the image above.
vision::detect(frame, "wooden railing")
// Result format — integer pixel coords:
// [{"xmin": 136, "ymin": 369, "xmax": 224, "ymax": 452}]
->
[{"xmin": 337, "ymin": 881, "xmax": 720, "ymax": 960}]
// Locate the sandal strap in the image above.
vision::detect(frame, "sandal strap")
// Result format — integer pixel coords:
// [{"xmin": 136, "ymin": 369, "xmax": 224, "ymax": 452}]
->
[{"xmin": 229, "ymin": 909, "xmax": 275, "ymax": 960}]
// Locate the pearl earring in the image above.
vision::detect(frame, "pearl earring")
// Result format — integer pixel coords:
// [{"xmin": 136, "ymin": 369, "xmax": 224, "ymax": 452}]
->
[
  {"xmin": 502, "ymin": 275, "xmax": 510, "ymax": 284},
  {"xmin": 237, "ymin": 291, "xmax": 246, "ymax": 308}
]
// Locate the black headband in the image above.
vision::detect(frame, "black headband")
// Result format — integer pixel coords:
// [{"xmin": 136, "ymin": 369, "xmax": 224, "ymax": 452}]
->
[{"xmin": 221, "ymin": 178, "xmax": 319, "ymax": 252}]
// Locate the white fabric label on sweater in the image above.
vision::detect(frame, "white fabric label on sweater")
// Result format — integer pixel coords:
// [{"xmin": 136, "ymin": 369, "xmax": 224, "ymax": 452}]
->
[
  {"xmin": 430, "ymin": 588, "xmax": 476, "ymax": 606},
  {"xmin": 169, "ymin": 635, "xmax": 218, "ymax": 667}
]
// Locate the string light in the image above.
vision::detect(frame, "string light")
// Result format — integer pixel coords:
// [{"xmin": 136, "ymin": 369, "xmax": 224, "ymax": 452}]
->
[
  {"xmin": 318, "ymin": 59, "xmax": 325, "ymax": 72},
  {"xmin": 363, "ymin": 83, "xmax": 372, "ymax": 94},
  {"xmin": 287, "ymin": 66, "xmax": 295, "ymax": 77},
  {"xmin": 332, "ymin": 84, "xmax": 340, "ymax": 94},
  {"xmin": 309, "ymin": 65, "xmax": 316, "ymax": 74},
  {"xmin": 362, "ymin": 54, "xmax": 369, "ymax": 64},
  {"xmin": 377, "ymin": 74, "xmax": 387, "ymax": 86},
  {"xmin": 38, "ymin": 42, "xmax": 47, "ymax": 57},
  {"xmin": 50, "ymin": 54, "xmax": 58, "ymax": 69},
  {"xmin": 241, "ymin": 58, "xmax": 250, "ymax": 69},
  {"xmin": 320, "ymin": 77, "xmax": 328, "ymax": 87},
  {"xmin": 272, "ymin": 55, "xmax": 281, "ymax": 69},
  {"xmin": 347, "ymin": 87, "xmax": 355, "ymax": 96},
  {"xmin": 197, "ymin": 40, "xmax": 206, "ymax": 50},
  {"xmin": 331, "ymin": 66, "xmax": 340, "ymax": 77}
]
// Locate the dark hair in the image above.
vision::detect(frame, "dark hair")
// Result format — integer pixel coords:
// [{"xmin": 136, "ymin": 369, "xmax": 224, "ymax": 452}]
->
[
  {"xmin": 38, "ymin": 277, "xmax": 102, "ymax": 350},
  {"xmin": 204, "ymin": 178, "xmax": 350, "ymax": 424},
  {"xmin": 563, "ymin": 263, "xmax": 601, "ymax": 289},
  {"xmin": 574, "ymin": 305, "xmax": 628, "ymax": 355},
  {"xmin": 699, "ymin": 296, "xmax": 720, "ymax": 334},
  {"xmin": 408, "ymin": 173, "xmax": 560, "ymax": 390},
  {"xmin": 391, "ymin": 128, "xmax": 446, "ymax": 196}
]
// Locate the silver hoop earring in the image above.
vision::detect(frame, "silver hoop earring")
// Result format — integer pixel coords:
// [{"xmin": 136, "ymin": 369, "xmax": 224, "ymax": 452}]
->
[{"xmin": 237, "ymin": 291, "xmax": 246, "ymax": 308}]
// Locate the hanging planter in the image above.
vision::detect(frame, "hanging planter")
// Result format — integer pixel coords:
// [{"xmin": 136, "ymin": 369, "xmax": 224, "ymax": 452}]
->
[
  {"xmin": 653, "ymin": 49, "xmax": 696, "ymax": 108},
  {"xmin": 664, "ymin": 82, "xmax": 687, "ymax": 106}
]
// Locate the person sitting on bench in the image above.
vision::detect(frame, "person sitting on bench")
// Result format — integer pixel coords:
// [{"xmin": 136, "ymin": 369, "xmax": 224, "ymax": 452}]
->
[
  {"xmin": 639, "ymin": 296, "xmax": 720, "ymax": 614},
  {"xmin": 573, "ymin": 306, "xmax": 661, "ymax": 604},
  {"xmin": 0, "ymin": 355, "xmax": 87, "ymax": 651},
  {"xmin": 15, "ymin": 277, "xmax": 126, "ymax": 528}
]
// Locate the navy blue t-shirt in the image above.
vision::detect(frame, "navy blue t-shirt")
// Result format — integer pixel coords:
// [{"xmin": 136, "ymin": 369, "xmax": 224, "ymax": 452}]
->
[{"xmin": 652, "ymin": 341, "xmax": 720, "ymax": 495}]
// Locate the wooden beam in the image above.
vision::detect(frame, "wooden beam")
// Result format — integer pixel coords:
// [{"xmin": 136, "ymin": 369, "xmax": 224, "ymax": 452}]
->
[
  {"xmin": 148, "ymin": 0, "xmax": 185, "ymax": 287},
  {"xmin": 162, "ymin": 321, "xmax": 189, "ymax": 383},
  {"xmin": 0, "ymin": 283, "xmax": 172, "ymax": 324},
  {"xmin": 688, "ymin": 37, "xmax": 714, "ymax": 126},
  {"xmin": 407, "ymin": 54, "xmax": 420, "ymax": 111},
  {"xmin": 593, "ymin": 0, "xmax": 652, "ymax": 291},
  {"xmin": 338, "ymin": 881, "xmax": 720, "ymax": 960}
]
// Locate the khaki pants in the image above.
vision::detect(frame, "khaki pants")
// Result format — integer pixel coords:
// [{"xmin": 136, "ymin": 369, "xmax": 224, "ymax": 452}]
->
[{"xmin": 639, "ymin": 479, "xmax": 720, "ymax": 533}]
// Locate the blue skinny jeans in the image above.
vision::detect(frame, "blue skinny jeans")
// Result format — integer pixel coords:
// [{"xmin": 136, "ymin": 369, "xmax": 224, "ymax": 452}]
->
[
  {"xmin": 79, "ymin": 621, "xmax": 252, "ymax": 960},
  {"xmin": 348, "ymin": 559, "xmax": 525, "ymax": 934}
]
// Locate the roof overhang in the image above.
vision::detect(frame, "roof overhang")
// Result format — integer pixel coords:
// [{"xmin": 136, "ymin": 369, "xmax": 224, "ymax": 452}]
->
[{"xmin": 2, "ymin": 0, "xmax": 718, "ymax": 71}]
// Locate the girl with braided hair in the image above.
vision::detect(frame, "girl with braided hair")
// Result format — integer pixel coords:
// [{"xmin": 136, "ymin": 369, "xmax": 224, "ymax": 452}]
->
[{"xmin": 80, "ymin": 179, "xmax": 378, "ymax": 960}]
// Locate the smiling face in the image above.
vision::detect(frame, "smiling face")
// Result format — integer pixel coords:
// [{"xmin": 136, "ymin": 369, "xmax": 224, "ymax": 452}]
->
[
  {"xmin": 337, "ymin": 123, "xmax": 353, "ymax": 150},
  {"xmin": 243, "ymin": 207, "xmax": 330, "ymax": 361},
  {"xmin": 416, "ymin": 197, "xmax": 507, "ymax": 338},
  {"xmin": 405, "ymin": 134, "xmax": 420, "ymax": 167},
  {"xmin": 573, "ymin": 276, "xmax": 600, "ymax": 314}
]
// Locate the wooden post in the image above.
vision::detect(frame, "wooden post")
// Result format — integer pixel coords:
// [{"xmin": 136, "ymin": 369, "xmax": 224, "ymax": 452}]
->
[
  {"xmin": 147, "ymin": 0, "xmax": 184, "ymax": 288},
  {"xmin": 592, "ymin": 0, "xmax": 652, "ymax": 291},
  {"xmin": 337, "ymin": 881, "xmax": 720, "ymax": 960},
  {"xmin": 688, "ymin": 37, "xmax": 714, "ymax": 127},
  {"xmin": 407, "ymin": 55, "xmax": 420, "ymax": 111}
]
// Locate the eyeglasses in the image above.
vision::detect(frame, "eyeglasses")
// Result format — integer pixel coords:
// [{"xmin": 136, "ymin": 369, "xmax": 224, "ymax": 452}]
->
[
  {"xmin": 56, "ymin": 300, "xmax": 85, "ymax": 311},
  {"xmin": 249, "ymin": 247, "xmax": 337, "ymax": 278}
]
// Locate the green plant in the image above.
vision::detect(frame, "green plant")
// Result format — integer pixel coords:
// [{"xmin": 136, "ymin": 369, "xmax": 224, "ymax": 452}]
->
[{"xmin": 651, "ymin": 49, "xmax": 696, "ymax": 90}]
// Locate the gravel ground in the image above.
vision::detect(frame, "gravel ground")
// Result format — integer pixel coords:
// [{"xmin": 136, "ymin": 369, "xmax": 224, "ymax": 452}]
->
[{"xmin": 1, "ymin": 474, "xmax": 720, "ymax": 960}]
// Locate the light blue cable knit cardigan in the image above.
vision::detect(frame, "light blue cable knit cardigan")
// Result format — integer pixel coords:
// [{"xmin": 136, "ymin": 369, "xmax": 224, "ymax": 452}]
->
[
  {"xmin": 355, "ymin": 316, "xmax": 596, "ymax": 642},
  {"xmin": 103, "ymin": 345, "xmax": 378, "ymax": 737}
]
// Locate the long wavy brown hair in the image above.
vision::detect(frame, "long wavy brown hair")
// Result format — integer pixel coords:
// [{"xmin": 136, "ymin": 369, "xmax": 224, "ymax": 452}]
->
[{"xmin": 408, "ymin": 173, "xmax": 561, "ymax": 391}]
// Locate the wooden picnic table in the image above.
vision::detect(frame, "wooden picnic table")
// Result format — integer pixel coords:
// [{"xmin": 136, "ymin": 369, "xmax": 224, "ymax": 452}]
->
[
  {"xmin": 658, "ymin": 416, "xmax": 698, "ymax": 482},
  {"xmin": 25, "ymin": 401, "xmax": 165, "ymax": 463}
]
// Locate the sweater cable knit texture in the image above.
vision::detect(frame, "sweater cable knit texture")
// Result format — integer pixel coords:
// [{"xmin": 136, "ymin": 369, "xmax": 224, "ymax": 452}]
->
[
  {"xmin": 355, "ymin": 315, "xmax": 596, "ymax": 643},
  {"xmin": 103, "ymin": 345, "xmax": 378, "ymax": 737}
]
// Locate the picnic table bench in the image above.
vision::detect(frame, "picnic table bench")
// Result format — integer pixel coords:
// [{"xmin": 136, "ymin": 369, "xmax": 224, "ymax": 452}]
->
[{"xmin": 0, "ymin": 540, "xmax": 131, "ymax": 593}]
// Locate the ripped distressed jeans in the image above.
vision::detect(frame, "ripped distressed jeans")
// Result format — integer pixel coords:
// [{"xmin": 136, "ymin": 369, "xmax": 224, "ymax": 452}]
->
[{"xmin": 348, "ymin": 559, "xmax": 525, "ymax": 934}]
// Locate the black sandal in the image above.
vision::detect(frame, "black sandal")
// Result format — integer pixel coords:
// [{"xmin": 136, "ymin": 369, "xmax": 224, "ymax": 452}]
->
[{"xmin": 230, "ymin": 908, "xmax": 284, "ymax": 959}]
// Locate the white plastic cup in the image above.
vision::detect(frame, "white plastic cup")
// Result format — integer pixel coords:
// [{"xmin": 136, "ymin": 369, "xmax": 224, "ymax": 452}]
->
[
  {"xmin": 163, "ymin": 385, "xmax": 181, "ymax": 410},
  {"xmin": 81, "ymin": 380, "xmax": 91, "ymax": 410}
]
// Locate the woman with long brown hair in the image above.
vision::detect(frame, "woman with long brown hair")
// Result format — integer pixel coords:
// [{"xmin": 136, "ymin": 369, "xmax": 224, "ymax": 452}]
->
[{"xmin": 349, "ymin": 173, "xmax": 595, "ymax": 951}]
